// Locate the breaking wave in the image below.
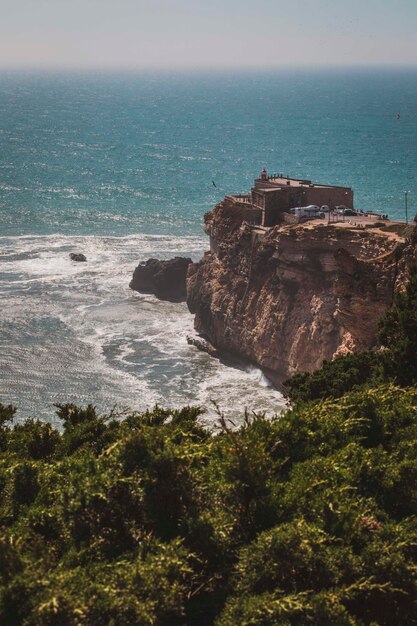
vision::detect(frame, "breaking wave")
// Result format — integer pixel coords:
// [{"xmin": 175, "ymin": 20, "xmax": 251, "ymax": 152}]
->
[{"xmin": 0, "ymin": 232, "xmax": 285, "ymax": 427}]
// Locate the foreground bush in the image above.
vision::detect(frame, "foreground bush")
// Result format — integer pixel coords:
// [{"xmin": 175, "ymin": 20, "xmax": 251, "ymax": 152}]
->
[{"xmin": 1, "ymin": 386, "xmax": 417, "ymax": 625}]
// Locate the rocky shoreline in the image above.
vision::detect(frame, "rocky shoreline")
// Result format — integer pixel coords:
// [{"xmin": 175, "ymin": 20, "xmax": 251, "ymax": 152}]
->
[{"xmin": 130, "ymin": 198, "xmax": 416, "ymax": 387}]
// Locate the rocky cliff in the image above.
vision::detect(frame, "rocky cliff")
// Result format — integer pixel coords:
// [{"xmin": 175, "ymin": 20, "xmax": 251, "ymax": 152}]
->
[{"xmin": 187, "ymin": 199, "xmax": 414, "ymax": 386}]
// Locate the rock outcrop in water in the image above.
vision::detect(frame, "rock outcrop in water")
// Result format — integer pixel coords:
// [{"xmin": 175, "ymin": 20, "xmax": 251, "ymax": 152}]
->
[
  {"xmin": 70, "ymin": 253, "xmax": 87, "ymax": 262},
  {"xmin": 130, "ymin": 257, "xmax": 192, "ymax": 302},
  {"xmin": 186, "ymin": 199, "xmax": 414, "ymax": 386}
]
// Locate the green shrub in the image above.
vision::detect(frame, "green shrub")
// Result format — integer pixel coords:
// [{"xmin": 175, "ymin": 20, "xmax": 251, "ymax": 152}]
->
[{"xmin": 1, "ymin": 387, "xmax": 417, "ymax": 624}]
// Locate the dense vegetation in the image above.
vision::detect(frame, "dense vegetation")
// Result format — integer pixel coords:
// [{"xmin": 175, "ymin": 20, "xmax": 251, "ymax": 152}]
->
[
  {"xmin": 1, "ymin": 386, "xmax": 417, "ymax": 625},
  {"xmin": 2, "ymin": 270, "xmax": 417, "ymax": 625}
]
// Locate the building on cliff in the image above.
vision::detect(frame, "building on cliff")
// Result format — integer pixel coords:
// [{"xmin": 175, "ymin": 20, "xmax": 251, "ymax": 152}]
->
[
  {"xmin": 189, "ymin": 193, "xmax": 409, "ymax": 386},
  {"xmin": 226, "ymin": 170, "xmax": 354, "ymax": 227}
]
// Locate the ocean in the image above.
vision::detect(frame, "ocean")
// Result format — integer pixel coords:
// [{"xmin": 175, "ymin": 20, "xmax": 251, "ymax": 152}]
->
[{"xmin": 1, "ymin": 68, "xmax": 417, "ymax": 426}]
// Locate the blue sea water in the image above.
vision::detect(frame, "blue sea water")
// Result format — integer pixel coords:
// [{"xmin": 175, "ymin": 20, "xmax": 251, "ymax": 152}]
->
[{"xmin": 1, "ymin": 68, "xmax": 417, "ymax": 424}]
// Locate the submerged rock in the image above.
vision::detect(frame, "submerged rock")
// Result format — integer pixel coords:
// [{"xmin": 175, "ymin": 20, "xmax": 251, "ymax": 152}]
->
[
  {"xmin": 70, "ymin": 253, "xmax": 87, "ymax": 262},
  {"xmin": 130, "ymin": 257, "xmax": 192, "ymax": 302},
  {"xmin": 186, "ymin": 335, "xmax": 219, "ymax": 358}
]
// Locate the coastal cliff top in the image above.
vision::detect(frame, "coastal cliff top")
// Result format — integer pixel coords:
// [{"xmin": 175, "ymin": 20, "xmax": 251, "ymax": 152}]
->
[
  {"xmin": 205, "ymin": 198, "xmax": 413, "ymax": 264},
  {"xmin": 295, "ymin": 215, "xmax": 412, "ymax": 241}
]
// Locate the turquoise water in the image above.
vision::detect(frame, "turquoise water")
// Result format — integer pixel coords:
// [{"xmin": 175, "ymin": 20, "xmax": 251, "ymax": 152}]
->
[
  {"xmin": 1, "ymin": 69, "xmax": 417, "ymax": 423},
  {"xmin": 1, "ymin": 68, "xmax": 417, "ymax": 236}
]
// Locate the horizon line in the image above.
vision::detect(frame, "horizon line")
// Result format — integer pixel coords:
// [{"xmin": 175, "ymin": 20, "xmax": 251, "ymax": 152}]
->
[{"xmin": 1, "ymin": 62, "xmax": 417, "ymax": 74}]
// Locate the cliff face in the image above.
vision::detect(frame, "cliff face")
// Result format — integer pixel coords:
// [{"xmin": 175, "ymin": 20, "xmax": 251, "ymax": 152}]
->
[{"xmin": 187, "ymin": 200, "xmax": 411, "ymax": 385}]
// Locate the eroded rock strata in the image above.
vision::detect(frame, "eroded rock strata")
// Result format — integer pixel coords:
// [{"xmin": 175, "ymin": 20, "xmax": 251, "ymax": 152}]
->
[{"xmin": 187, "ymin": 199, "xmax": 413, "ymax": 385}]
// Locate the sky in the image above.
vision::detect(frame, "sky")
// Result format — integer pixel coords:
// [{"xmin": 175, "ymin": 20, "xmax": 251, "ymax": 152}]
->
[{"xmin": 1, "ymin": 0, "xmax": 417, "ymax": 69}]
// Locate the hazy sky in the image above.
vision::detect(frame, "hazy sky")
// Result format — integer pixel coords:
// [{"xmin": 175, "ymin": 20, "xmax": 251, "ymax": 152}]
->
[{"xmin": 1, "ymin": 0, "xmax": 417, "ymax": 69}]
